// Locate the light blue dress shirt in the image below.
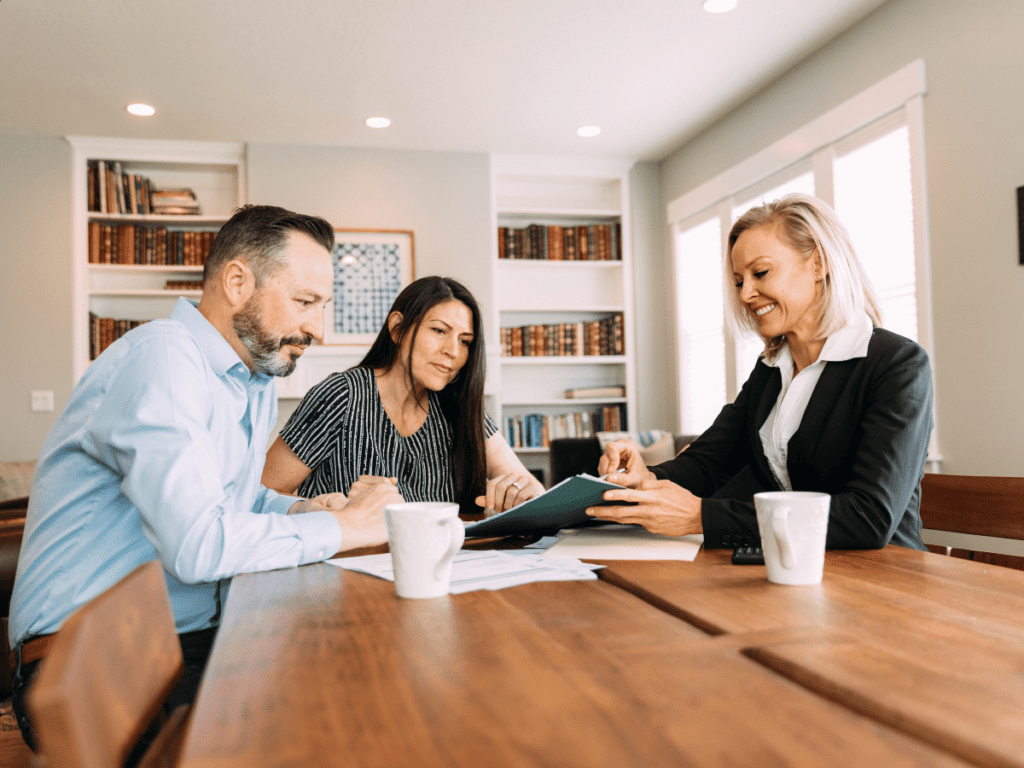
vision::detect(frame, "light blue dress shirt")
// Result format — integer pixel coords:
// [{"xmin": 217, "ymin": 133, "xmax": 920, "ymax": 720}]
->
[{"xmin": 10, "ymin": 298, "xmax": 341, "ymax": 646}]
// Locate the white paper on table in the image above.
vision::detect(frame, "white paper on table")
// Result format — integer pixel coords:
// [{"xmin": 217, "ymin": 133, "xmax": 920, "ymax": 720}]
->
[
  {"xmin": 541, "ymin": 524, "xmax": 704, "ymax": 561},
  {"xmin": 327, "ymin": 549, "xmax": 603, "ymax": 594}
]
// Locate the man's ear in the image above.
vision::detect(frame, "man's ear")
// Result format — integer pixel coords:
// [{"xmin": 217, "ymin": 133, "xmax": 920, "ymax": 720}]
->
[
  {"xmin": 221, "ymin": 259, "xmax": 256, "ymax": 309},
  {"xmin": 387, "ymin": 311, "xmax": 403, "ymax": 343}
]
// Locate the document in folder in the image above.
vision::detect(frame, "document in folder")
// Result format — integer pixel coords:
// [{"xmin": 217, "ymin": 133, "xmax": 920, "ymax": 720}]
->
[{"xmin": 463, "ymin": 473, "xmax": 633, "ymax": 539}]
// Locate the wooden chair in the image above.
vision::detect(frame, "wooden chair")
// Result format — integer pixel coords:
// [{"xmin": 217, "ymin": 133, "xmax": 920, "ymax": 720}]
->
[
  {"xmin": 919, "ymin": 473, "xmax": 1024, "ymax": 569},
  {"xmin": 26, "ymin": 560, "xmax": 189, "ymax": 768}
]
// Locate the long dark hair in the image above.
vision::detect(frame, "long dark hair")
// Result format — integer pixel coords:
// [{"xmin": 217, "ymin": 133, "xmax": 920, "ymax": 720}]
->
[{"xmin": 359, "ymin": 276, "xmax": 487, "ymax": 512}]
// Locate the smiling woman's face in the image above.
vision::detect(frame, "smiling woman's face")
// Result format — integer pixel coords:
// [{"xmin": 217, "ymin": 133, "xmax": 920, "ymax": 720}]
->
[
  {"xmin": 730, "ymin": 221, "xmax": 826, "ymax": 344},
  {"xmin": 397, "ymin": 299, "xmax": 475, "ymax": 392}
]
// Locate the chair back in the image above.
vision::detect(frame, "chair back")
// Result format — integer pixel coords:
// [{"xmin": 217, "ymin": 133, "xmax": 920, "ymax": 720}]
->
[
  {"xmin": 27, "ymin": 560, "xmax": 183, "ymax": 768},
  {"xmin": 919, "ymin": 473, "xmax": 1024, "ymax": 561}
]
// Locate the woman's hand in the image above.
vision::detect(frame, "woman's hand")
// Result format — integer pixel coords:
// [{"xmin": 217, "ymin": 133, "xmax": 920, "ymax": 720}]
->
[
  {"xmin": 347, "ymin": 475, "xmax": 398, "ymax": 497},
  {"xmin": 598, "ymin": 439, "xmax": 654, "ymax": 489},
  {"xmin": 585, "ymin": 477, "xmax": 703, "ymax": 537},
  {"xmin": 475, "ymin": 472, "xmax": 544, "ymax": 516}
]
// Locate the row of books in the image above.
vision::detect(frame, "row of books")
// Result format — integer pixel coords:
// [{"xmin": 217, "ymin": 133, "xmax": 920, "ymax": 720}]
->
[
  {"xmin": 500, "ymin": 314, "xmax": 624, "ymax": 357},
  {"xmin": 504, "ymin": 405, "xmax": 626, "ymax": 448},
  {"xmin": 165, "ymin": 279, "xmax": 204, "ymax": 291},
  {"xmin": 498, "ymin": 223, "xmax": 622, "ymax": 261},
  {"xmin": 88, "ymin": 222, "xmax": 216, "ymax": 266},
  {"xmin": 89, "ymin": 314, "xmax": 148, "ymax": 360},
  {"xmin": 87, "ymin": 160, "xmax": 201, "ymax": 215}
]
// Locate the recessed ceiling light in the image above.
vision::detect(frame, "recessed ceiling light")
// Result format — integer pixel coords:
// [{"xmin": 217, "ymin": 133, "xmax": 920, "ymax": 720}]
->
[
  {"xmin": 126, "ymin": 103, "xmax": 155, "ymax": 117},
  {"xmin": 703, "ymin": 0, "xmax": 737, "ymax": 12},
  {"xmin": 577, "ymin": 126, "xmax": 601, "ymax": 138},
  {"xmin": 366, "ymin": 117, "xmax": 391, "ymax": 128}
]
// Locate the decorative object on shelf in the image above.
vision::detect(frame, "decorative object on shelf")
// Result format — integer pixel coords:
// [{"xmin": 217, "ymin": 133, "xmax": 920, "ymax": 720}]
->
[{"xmin": 324, "ymin": 229, "xmax": 415, "ymax": 345}]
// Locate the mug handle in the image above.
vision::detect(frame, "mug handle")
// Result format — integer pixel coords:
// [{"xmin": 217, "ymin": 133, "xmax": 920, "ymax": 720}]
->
[
  {"xmin": 771, "ymin": 506, "xmax": 795, "ymax": 569},
  {"xmin": 434, "ymin": 517, "xmax": 466, "ymax": 580}
]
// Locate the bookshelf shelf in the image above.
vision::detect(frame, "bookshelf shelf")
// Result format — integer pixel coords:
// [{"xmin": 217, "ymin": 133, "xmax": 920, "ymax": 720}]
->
[
  {"xmin": 503, "ymin": 398, "xmax": 628, "ymax": 407},
  {"xmin": 499, "ymin": 356, "xmax": 627, "ymax": 365},
  {"xmin": 69, "ymin": 136, "xmax": 247, "ymax": 381},
  {"xmin": 87, "ymin": 212, "xmax": 230, "ymax": 225},
  {"xmin": 88, "ymin": 264, "xmax": 205, "ymax": 273},
  {"xmin": 490, "ymin": 156, "xmax": 636, "ymax": 481},
  {"xmin": 89, "ymin": 289, "xmax": 203, "ymax": 298}
]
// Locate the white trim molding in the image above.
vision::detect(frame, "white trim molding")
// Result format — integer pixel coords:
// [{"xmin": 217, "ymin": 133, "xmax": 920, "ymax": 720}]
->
[{"xmin": 667, "ymin": 59, "xmax": 927, "ymax": 224}]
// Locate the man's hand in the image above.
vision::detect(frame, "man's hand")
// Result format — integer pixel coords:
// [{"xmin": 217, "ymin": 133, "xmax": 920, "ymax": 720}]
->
[
  {"xmin": 585, "ymin": 478, "xmax": 703, "ymax": 537},
  {"xmin": 597, "ymin": 439, "xmax": 654, "ymax": 489},
  {"xmin": 328, "ymin": 482, "xmax": 404, "ymax": 552},
  {"xmin": 290, "ymin": 483, "xmax": 403, "ymax": 552},
  {"xmin": 347, "ymin": 475, "xmax": 399, "ymax": 497}
]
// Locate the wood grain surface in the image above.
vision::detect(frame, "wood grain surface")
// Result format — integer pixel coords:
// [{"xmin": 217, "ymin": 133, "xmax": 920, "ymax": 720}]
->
[
  {"xmin": 177, "ymin": 559, "xmax": 972, "ymax": 768},
  {"xmin": 601, "ymin": 547, "xmax": 1024, "ymax": 767}
]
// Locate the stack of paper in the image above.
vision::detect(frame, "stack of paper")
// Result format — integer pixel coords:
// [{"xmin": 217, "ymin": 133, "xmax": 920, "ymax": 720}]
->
[
  {"xmin": 540, "ymin": 524, "xmax": 703, "ymax": 561},
  {"xmin": 329, "ymin": 550, "xmax": 603, "ymax": 594}
]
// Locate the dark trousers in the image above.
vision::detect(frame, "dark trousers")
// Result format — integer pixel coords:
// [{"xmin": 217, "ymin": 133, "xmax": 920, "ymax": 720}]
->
[{"xmin": 11, "ymin": 626, "xmax": 217, "ymax": 764}]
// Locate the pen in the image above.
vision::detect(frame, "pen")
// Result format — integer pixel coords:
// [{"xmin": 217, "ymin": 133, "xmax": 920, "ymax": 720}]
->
[{"xmin": 599, "ymin": 468, "xmax": 627, "ymax": 481}]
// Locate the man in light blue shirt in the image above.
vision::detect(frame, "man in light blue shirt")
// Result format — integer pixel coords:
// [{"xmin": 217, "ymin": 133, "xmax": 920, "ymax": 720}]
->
[{"xmin": 9, "ymin": 205, "xmax": 402, "ymax": 754}]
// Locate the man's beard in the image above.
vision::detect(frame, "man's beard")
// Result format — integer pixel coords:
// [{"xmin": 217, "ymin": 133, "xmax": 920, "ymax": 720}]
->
[{"xmin": 233, "ymin": 298, "xmax": 312, "ymax": 377}]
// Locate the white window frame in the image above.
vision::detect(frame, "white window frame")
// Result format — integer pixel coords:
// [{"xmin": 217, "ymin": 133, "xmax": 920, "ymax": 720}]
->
[{"xmin": 666, "ymin": 59, "xmax": 940, "ymax": 466}]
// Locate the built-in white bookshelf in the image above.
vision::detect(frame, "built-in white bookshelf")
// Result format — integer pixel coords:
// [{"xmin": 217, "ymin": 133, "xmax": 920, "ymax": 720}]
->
[
  {"xmin": 490, "ymin": 155, "xmax": 637, "ymax": 481},
  {"xmin": 68, "ymin": 137, "xmax": 248, "ymax": 383}
]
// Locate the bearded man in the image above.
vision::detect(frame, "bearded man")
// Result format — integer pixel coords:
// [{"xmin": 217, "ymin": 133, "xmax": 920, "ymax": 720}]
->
[{"xmin": 8, "ymin": 205, "xmax": 401, "ymax": 754}]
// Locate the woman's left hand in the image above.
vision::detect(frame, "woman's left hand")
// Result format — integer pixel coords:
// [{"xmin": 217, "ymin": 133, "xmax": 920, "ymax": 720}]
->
[
  {"xmin": 585, "ymin": 477, "xmax": 704, "ymax": 537},
  {"xmin": 475, "ymin": 472, "xmax": 543, "ymax": 516}
]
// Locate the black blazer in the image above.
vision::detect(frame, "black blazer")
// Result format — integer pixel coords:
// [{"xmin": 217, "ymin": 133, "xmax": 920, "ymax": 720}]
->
[{"xmin": 652, "ymin": 328, "xmax": 932, "ymax": 550}]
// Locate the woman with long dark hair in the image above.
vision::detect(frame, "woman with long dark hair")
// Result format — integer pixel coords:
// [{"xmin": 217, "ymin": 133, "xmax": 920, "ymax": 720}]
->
[{"xmin": 262, "ymin": 276, "xmax": 543, "ymax": 514}]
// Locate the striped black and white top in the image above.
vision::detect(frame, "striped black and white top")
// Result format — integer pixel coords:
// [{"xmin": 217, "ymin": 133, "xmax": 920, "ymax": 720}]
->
[{"xmin": 281, "ymin": 366, "xmax": 498, "ymax": 502}]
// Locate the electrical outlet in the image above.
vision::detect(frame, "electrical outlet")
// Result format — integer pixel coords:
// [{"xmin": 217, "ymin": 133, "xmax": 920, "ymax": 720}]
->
[{"xmin": 31, "ymin": 390, "xmax": 54, "ymax": 412}]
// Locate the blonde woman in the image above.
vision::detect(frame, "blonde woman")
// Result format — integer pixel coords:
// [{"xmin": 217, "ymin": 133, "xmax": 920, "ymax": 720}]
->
[{"xmin": 591, "ymin": 194, "xmax": 932, "ymax": 550}]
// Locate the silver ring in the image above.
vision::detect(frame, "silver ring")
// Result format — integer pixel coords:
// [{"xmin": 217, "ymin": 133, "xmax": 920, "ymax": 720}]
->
[{"xmin": 511, "ymin": 481, "xmax": 522, "ymax": 490}]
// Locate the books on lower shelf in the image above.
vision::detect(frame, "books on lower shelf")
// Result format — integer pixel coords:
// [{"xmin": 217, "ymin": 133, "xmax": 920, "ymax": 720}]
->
[
  {"xmin": 89, "ymin": 314, "xmax": 149, "ymax": 360},
  {"xmin": 505, "ymin": 405, "xmax": 626, "ymax": 448},
  {"xmin": 88, "ymin": 222, "xmax": 215, "ymax": 266},
  {"xmin": 497, "ymin": 223, "xmax": 621, "ymax": 261},
  {"xmin": 500, "ymin": 313, "xmax": 624, "ymax": 357}
]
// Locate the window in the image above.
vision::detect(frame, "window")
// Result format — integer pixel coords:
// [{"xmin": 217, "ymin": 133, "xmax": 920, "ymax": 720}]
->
[{"xmin": 667, "ymin": 61, "xmax": 934, "ymax": 453}]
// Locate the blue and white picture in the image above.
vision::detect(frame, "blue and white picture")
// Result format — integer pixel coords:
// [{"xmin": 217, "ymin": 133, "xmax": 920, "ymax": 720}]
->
[{"xmin": 326, "ymin": 230, "xmax": 414, "ymax": 344}]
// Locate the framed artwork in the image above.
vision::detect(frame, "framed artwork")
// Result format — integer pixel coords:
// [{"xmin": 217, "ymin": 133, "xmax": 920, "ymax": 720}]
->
[{"xmin": 324, "ymin": 229, "xmax": 415, "ymax": 345}]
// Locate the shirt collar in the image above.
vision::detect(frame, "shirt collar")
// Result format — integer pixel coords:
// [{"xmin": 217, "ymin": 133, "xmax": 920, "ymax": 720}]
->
[
  {"xmin": 170, "ymin": 297, "xmax": 271, "ymax": 384},
  {"xmin": 763, "ymin": 312, "xmax": 873, "ymax": 369}
]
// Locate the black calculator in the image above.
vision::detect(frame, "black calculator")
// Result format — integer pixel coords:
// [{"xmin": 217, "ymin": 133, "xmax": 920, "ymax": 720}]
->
[{"xmin": 731, "ymin": 546, "xmax": 765, "ymax": 565}]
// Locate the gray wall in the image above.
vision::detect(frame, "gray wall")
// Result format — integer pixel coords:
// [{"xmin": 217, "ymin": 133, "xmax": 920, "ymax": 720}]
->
[
  {"xmin": 0, "ymin": 140, "xmax": 499, "ymax": 459},
  {"xmin": 0, "ymin": 136, "xmax": 74, "ymax": 461},
  {"xmin": 659, "ymin": 0, "xmax": 1024, "ymax": 475}
]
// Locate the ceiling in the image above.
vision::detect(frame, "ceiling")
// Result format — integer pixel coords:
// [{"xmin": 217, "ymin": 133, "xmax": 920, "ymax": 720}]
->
[{"xmin": 0, "ymin": 0, "xmax": 891, "ymax": 162}]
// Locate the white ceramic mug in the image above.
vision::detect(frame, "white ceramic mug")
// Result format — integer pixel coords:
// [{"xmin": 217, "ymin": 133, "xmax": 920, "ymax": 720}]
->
[
  {"xmin": 385, "ymin": 502, "xmax": 465, "ymax": 599},
  {"xmin": 754, "ymin": 491, "xmax": 830, "ymax": 585}
]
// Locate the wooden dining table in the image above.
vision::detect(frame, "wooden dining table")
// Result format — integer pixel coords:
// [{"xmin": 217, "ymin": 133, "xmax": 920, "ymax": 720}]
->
[{"xmin": 176, "ymin": 542, "xmax": 1024, "ymax": 768}]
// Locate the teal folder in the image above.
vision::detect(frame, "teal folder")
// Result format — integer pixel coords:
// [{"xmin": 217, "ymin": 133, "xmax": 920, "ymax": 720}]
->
[{"xmin": 464, "ymin": 474, "xmax": 633, "ymax": 539}]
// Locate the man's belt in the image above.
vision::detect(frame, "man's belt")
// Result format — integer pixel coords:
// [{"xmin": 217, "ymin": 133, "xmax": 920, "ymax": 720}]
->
[{"xmin": 8, "ymin": 633, "xmax": 55, "ymax": 672}]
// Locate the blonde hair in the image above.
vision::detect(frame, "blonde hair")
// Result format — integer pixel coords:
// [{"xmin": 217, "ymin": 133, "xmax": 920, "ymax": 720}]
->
[{"xmin": 725, "ymin": 193, "xmax": 882, "ymax": 359}]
